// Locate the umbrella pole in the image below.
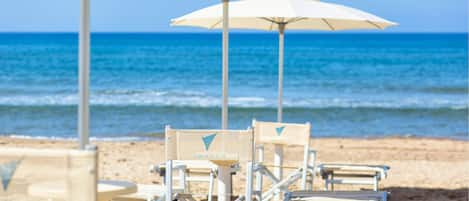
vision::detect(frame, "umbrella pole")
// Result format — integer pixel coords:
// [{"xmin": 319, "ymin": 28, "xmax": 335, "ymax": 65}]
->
[
  {"xmin": 218, "ymin": 2, "xmax": 232, "ymax": 201},
  {"xmin": 78, "ymin": 0, "xmax": 90, "ymax": 150},
  {"xmin": 221, "ymin": 0, "xmax": 229, "ymax": 130},
  {"xmin": 274, "ymin": 24, "xmax": 285, "ymax": 201},
  {"xmin": 277, "ymin": 24, "xmax": 285, "ymax": 123}
]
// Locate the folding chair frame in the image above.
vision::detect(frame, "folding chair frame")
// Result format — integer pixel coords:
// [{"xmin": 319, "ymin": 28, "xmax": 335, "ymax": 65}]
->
[{"xmin": 250, "ymin": 120, "xmax": 316, "ymax": 201}]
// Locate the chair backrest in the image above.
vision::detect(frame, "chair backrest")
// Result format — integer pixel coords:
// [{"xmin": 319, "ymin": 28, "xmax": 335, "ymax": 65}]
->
[
  {"xmin": 252, "ymin": 120, "xmax": 311, "ymax": 146},
  {"xmin": 165, "ymin": 126, "xmax": 254, "ymax": 165},
  {"xmin": 0, "ymin": 147, "xmax": 97, "ymax": 201}
]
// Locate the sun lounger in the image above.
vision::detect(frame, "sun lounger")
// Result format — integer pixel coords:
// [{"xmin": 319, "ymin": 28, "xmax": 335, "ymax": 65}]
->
[
  {"xmin": 0, "ymin": 147, "xmax": 98, "ymax": 201},
  {"xmin": 164, "ymin": 126, "xmax": 255, "ymax": 201},
  {"xmin": 316, "ymin": 164, "xmax": 390, "ymax": 191}
]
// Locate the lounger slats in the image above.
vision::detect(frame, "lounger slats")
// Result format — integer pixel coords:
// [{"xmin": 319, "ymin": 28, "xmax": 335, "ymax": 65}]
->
[{"xmin": 286, "ymin": 191, "xmax": 388, "ymax": 201}]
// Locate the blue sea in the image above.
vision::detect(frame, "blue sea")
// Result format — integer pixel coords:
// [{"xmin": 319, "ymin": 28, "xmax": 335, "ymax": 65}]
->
[{"xmin": 0, "ymin": 33, "xmax": 467, "ymax": 140}]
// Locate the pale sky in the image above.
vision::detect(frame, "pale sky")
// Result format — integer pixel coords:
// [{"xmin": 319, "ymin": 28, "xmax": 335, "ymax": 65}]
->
[{"xmin": 0, "ymin": 0, "xmax": 467, "ymax": 32}]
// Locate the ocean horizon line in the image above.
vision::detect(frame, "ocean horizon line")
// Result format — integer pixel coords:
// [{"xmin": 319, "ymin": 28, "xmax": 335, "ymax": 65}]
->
[{"xmin": 0, "ymin": 31, "xmax": 467, "ymax": 35}]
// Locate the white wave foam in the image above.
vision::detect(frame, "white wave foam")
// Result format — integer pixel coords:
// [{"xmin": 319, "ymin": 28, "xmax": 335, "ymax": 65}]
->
[
  {"xmin": 7, "ymin": 134, "xmax": 146, "ymax": 142},
  {"xmin": 0, "ymin": 90, "xmax": 466, "ymax": 109}
]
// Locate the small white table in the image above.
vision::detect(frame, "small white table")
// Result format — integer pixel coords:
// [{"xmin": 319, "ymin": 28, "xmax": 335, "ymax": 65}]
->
[{"xmin": 28, "ymin": 180, "xmax": 137, "ymax": 201}]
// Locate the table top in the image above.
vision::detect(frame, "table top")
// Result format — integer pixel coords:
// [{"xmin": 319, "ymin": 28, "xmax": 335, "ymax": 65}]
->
[
  {"xmin": 98, "ymin": 180, "xmax": 137, "ymax": 201},
  {"xmin": 28, "ymin": 180, "xmax": 137, "ymax": 201}
]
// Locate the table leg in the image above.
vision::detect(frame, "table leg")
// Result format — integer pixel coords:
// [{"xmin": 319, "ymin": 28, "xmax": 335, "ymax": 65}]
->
[
  {"xmin": 208, "ymin": 171, "xmax": 214, "ymax": 201},
  {"xmin": 324, "ymin": 176, "xmax": 329, "ymax": 191},
  {"xmin": 218, "ymin": 165, "xmax": 231, "ymax": 201},
  {"xmin": 165, "ymin": 160, "xmax": 173, "ymax": 201}
]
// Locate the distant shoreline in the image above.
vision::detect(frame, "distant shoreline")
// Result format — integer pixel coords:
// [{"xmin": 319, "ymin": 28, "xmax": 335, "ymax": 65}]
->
[{"xmin": 2, "ymin": 134, "xmax": 467, "ymax": 142}]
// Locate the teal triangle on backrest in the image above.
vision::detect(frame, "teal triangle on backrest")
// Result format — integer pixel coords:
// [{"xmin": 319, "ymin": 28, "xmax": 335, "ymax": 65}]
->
[
  {"xmin": 202, "ymin": 133, "xmax": 217, "ymax": 151},
  {"xmin": 275, "ymin": 126, "xmax": 285, "ymax": 136},
  {"xmin": 0, "ymin": 160, "xmax": 21, "ymax": 191}
]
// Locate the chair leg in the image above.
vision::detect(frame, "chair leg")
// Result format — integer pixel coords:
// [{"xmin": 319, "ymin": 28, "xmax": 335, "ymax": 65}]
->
[
  {"xmin": 324, "ymin": 179, "xmax": 329, "ymax": 191},
  {"xmin": 301, "ymin": 145, "xmax": 309, "ymax": 190},
  {"xmin": 245, "ymin": 161, "xmax": 254, "ymax": 201},
  {"xmin": 165, "ymin": 160, "xmax": 173, "ymax": 201},
  {"xmin": 308, "ymin": 150, "xmax": 317, "ymax": 190},
  {"xmin": 373, "ymin": 174, "xmax": 379, "ymax": 191},
  {"xmin": 255, "ymin": 172, "xmax": 263, "ymax": 201},
  {"xmin": 179, "ymin": 168, "xmax": 186, "ymax": 193},
  {"xmin": 208, "ymin": 171, "xmax": 214, "ymax": 201}
]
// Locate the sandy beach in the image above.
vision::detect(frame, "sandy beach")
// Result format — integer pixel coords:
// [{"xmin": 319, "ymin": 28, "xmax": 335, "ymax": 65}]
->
[{"xmin": 1, "ymin": 137, "xmax": 467, "ymax": 201}]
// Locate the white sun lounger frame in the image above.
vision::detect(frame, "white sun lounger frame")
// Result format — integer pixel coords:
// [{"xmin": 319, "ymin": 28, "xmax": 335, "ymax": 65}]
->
[
  {"xmin": 283, "ymin": 191, "xmax": 388, "ymax": 201},
  {"xmin": 316, "ymin": 164, "xmax": 390, "ymax": 191}
]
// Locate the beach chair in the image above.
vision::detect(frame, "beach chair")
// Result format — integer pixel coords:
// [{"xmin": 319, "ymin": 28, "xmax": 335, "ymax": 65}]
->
[
  {"xmin": 0, "ymin": 147, "xmax": 97, "ymax": 201},
  {"xmin": 251, "ymin": 120, "xmax": 316, "ymax": 201},
  {"xmin": 164, "ymin": 126, "xmax": 255, "ymax": 201},
  {"xmin": 250, "ymin": 120, "xmax": 389, "ymax": 201},
  {"xmin": 116, "ymin": 132, "xmax": 241, "ymax": 201}
]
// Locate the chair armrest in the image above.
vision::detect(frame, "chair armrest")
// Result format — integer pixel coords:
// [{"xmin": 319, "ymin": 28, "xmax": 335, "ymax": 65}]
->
[
  {"xmin": 255, "ymin": 145, "xmax": 265, "ymax": 164},
  {"xmin": 149, "ymin": 163, "xmax": 188, "ymax": 176}
]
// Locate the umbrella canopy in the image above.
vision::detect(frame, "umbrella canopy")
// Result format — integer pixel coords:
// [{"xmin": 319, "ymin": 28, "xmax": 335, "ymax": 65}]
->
[{"xmin": 172, "ymin": 0, "xmax": 396, "ymax": 31}]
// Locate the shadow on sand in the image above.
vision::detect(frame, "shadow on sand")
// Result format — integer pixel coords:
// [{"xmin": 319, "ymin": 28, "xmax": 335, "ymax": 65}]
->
[
  {"xmin": 384, "ymin": 187, "xmax": 468, "ymax": 201},
  {"xmin": 202, "ymin": 188, "xmax": 468, "ymax": 201}
]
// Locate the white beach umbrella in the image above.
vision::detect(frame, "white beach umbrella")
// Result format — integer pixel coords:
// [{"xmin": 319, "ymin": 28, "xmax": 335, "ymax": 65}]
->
[
  {"xmin": 171, "ymin": 0, "xmax": 397, "ymax": 197},
  {"xmin": 78, "ymin": 0, "xmax": 90, "ymax": 150}
]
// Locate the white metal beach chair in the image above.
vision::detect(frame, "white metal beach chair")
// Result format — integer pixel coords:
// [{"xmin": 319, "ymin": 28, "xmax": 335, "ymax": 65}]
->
[
  {"xmin": 164, "ymin": 126, "xmax": 255, "ymax": 201},
  {"xmin": 251, "ymin": 120, "xmax": 317, "ymax": 201},
  {"xmin": 250, "ymin": 120, "xmax": 389, "ymax": 201},
  {"xmin": 0, "ymin": 147, "xmax": 98, "ymax": 201}
]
